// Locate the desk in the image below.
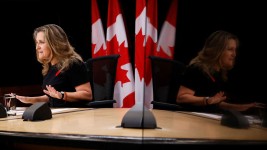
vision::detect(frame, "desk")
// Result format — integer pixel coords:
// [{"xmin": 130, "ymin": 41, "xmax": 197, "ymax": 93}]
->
[{"xmin": 0, "ymin": 108, "xmax": 267, "ymax": 149}]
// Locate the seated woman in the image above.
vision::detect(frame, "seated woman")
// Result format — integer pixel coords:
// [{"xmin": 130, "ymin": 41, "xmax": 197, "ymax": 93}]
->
[
  {"xmin": 13, "ymin": 24, "xmax": 92, "ymax": 108},
  {"xmin": 176, "ymin": 30, "xmax": 263, "ymax": 113}
]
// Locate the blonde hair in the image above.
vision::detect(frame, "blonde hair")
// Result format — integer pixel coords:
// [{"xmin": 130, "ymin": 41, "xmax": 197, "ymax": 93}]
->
[
  {"xmin": 33, "ymin": 24, "xmax": 83, "ymax": 76},
  {"xmin": 190, "ymin": 30, "xmax": 239, "ymax": 81}
]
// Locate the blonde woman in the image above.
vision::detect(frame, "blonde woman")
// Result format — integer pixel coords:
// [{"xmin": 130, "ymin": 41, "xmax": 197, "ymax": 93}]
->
[
  {"xmin": 15, "ymin": 24, "xmax": 92, "ymax": 107},
  {"xmin": 177, "ymin": 30, "xmax": 263, "ymax": 112}
]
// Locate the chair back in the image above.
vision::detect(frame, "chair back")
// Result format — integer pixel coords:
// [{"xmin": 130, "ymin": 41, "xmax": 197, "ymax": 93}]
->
[
  {"xmin": 149, "ymin": 56, "xmax": 186, "ymax": 110},
  {"xmin": 85, "ymin": 54, "xmax": 120, "ymax": 107}
]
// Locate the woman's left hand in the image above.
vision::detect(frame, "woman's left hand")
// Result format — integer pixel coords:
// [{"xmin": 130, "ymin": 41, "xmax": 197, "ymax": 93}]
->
[{"xmin": 43, "ymin": 85, "xmax": 62, "ymax": 99}]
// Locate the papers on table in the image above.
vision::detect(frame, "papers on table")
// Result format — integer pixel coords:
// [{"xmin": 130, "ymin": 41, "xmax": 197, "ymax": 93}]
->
[
  {"xmin": 7, "ymin": 107, "xmax": 83, "ymax": 116},
  {"xmin": 1, "ymin": 107, "xmax": 92, "ymax": 121},
  {"xmin": 186, "ymin": 111, "xmax": 262, "ymax": 126},
  {"xmin": 189, "ymin": 112, "xmax": 222, "ymax": 120}
]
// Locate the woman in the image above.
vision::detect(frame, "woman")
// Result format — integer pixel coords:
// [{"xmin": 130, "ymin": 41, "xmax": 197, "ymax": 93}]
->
[
  {"xmin": 176, "ymin": 30, "xmax": 262, "ymax": 112},
  {"xmin": 14, "ymin": 24, "xmax": 92, "ymax": 107}
]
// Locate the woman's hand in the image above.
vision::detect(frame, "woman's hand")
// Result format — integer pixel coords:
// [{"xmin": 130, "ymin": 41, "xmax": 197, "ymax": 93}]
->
[
  {"xmin": 255, "ymin": 102, "xmax": 266, "ymax": 108},
  {"xmin": 208, "ymin": 91, "xmax": 226, "ymax": 105},
  {"xmin": 43, "ymin": 85, "xmax": 62, "ymax": 100},
  {"xmin": 238, "ymin": 102, "xmax": 266, "ymax": 111},
  {"xmin": 14, "ymin": 94, "xmax": 31, "ymax": 104}
]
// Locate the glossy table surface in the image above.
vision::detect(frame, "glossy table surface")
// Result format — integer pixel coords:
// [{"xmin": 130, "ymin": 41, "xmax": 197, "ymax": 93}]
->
[{"xmin": 1, "ymin": 107, "xmax": 267, "ymax": 148}]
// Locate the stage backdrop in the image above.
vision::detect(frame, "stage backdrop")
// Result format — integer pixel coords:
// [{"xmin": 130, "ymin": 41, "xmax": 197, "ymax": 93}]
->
[{"xmin": 0, "ymin": 0, "xmax": 266, "ymax": 104}]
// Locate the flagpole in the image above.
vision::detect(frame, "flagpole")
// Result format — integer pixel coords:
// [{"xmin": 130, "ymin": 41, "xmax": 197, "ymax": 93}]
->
[{"xmin": 120, "ymin": 0, "xmax": 157, "ymax": 129}]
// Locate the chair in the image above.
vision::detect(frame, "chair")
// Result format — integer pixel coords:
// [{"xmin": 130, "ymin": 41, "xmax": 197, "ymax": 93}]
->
[
  {"xmin": 85, "ymin": 54, "xmax": 120, "ymax": 108},
  {"xmin": 149, "ymin": 56, "xmax": 186, "ymax": 111}
]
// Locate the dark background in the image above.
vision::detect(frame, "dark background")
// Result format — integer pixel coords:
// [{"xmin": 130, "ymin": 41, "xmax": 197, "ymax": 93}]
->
[{"xmin": 0, "ymin": 0, "xmax": 266, "ymax": 103}]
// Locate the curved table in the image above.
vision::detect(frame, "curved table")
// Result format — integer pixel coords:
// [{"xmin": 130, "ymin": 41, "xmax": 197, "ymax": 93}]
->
[{"xmin": 0, "ymin": 108, "xmax": 267, "ymax": 149}]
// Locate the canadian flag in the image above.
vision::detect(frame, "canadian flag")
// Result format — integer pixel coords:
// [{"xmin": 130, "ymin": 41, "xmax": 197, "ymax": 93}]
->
[
  {"xmin": 106, "ymin": 0, "xmax": 135, "ymax": 108},
  {"xmin": 91, "ymin": 0, "xmax": 107, "ymax": 58},
  {"xmin": 135, "ymin": 0, "xmax": 158, "ymax": 108},
  {"xmin": 134, "ymin": 0, "xmax": 146, "ymax": 105},
  {"xmin": 156, "ymin": 0, "xmax": 178, "ymax": 59}
]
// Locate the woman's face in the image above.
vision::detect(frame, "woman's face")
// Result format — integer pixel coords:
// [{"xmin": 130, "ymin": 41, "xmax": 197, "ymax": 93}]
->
[
  {"xmin": 220, "ymin": 39, "xmax": 237, "ymax": 70},
  {"xmin": 35, "ymin": 31, "xmax": 51, "ymax": 62}
]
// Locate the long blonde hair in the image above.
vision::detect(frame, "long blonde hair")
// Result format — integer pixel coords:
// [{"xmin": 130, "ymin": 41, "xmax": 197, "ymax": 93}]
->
[
  {"xmin": 190, "ymin": 30, "xmax": 239, "ymax": 81},
  {"xmin": 33, "ymin": 24, "xmax": 83, "ymax": 76}
]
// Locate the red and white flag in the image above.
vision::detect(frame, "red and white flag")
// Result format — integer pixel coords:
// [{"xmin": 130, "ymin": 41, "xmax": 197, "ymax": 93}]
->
[
  {"xmin": 91, "ymin": 0, "xmax": 107, "ymax": 58},
  {"xmin": 144, "ymin": 0, "xmax": 158, "ymax": 108},
  {"xmin": 156, "ymin": 0, "xmax": 178, "ymax": 59},
  {"xmin": 106, "ymin": 0, "xmax": 135, "ymax": 108},
  {"xmin": 135, "ymin": 0, "xmax": 158, "ymax": 109},
  {"xmin": 134, "ymin": 0, "xmax": 146, "ymax": 105},
  {"xmin": 135, "ymin": 0, "xmax": 158, "ymax": 108}
]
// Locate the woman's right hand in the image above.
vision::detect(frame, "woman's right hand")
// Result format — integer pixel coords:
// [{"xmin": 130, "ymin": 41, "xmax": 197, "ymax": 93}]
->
[
  {"xmin": 14, "ymin": 94, "xmax": 31, "ymax": 104},
  {"xmin": 236, "ymin": 102, "xmax": 259, "ymax": 112},
  {"xmin": 223, "ymin": 102, "xmax": 265, "ymax": 112}
]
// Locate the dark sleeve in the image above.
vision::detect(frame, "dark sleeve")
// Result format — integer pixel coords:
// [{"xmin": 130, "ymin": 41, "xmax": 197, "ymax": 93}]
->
[
  {"xmin": 181, "ymin": 64, "xmax": 208, "ymax": 92},
  {"xmin": 181, "ymin": 64, "xmax": 223, "ymax": 97},
  {"xmin": 67, "ymin": 60, "xmax": 90, "ymax": 87}
]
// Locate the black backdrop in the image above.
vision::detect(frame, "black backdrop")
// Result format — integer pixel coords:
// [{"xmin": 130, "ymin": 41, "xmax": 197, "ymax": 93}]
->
[{"xmin": 0, "ymin": 0, "xmax": 266, "ymax": 103}]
